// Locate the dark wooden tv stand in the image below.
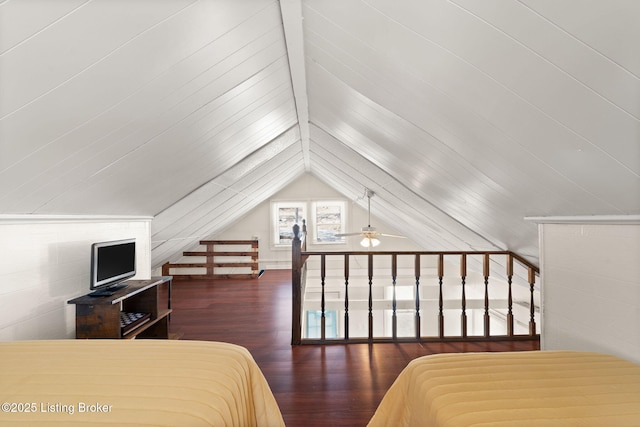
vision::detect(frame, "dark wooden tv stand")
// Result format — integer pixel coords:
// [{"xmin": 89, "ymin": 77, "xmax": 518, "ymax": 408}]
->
[{"xmin": 67, "ymin": 276, "xmax": 172, "ymax": 339}]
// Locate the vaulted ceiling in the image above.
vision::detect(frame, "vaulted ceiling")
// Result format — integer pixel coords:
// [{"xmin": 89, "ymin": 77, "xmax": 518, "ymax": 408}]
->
[{"xmin": 1, "ymin": 0, "xmax": 638, "ymax": 268}]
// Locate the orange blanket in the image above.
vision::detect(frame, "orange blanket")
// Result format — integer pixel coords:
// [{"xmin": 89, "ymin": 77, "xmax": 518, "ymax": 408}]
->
[
  {"xmin": 368, "ymin": 351, "xmax": 640, "ymax": 426},
  {"xmin": 0, "ymin": 340, "xmax": 284, "ymax": 426}
]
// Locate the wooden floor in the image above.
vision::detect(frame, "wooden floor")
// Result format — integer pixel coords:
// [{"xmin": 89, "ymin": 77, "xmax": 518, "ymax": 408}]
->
[{"xmin": 167, "ymin": 270, "xmax": 540, "ymax": 427}]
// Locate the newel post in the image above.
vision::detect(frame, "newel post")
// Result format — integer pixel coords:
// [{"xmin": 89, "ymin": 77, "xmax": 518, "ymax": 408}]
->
[{"xmin": 291, "ymin": 224, "xmax": 302, "ymax": 345}]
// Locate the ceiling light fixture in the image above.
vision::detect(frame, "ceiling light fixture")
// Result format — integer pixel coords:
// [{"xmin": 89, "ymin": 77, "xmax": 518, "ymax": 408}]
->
[
  {"xmin": 360, "ymin": 236, "xmax": 380, "ymax": 248},
  {"xmin": 335, "ymin": 188, "xmax": 407, "ymax": 249}
]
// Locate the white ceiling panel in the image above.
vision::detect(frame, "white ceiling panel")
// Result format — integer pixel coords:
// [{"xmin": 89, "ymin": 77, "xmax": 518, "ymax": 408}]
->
[
  {"xmin": 303, "ymin": 0, "xmax": 639, "ymax": 193},
  {"xmin": 1, "ymin": 0, "xmax": 638, "ymax": 268},
  {"xmin": 520, "ymin": 0, "xmax": 640, "ymax": 77},
  {"xmin": 358, "ymin": 0, "xmax": 639, "ymax": 173},
  {"xmin": 151, "ymin": 126, "xmax": 301, "ymax": 234},
  {"xmin": 308, "ymin": 125, "xmax": 509, "ymax": 252},
  {"xmin": 450, "ymin": 0, "xmax": 640, "ymax": 120},
  {"xmin": 0, "ymin": 17, "xmax": 287, "ymax": 198},
  {"xmin": 0, "ymin": 0, "xmax": 89, "ymax": 54},
  {"xmin": 20, "ymin": 72, "xmax": 296, "ymax": 214},
  {"xmin": 0, "ymin": 0, "xmax": 295, "ymax": 216},
  {"xmin": 152, "ymin": 131, "xmax": 305, "ymax": 267},
  {"xmin": 305, "ymin": 36, "xmax": 631, "ymax": 213},
  {"xmin": 0, "ymin": 0, "xmax": 196, "ymax": 118}
]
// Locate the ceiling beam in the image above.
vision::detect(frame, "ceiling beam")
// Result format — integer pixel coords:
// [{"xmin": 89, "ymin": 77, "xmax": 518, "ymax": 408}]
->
[{"xmin": 279, "ymin": 0, "xmax": 310, "ymax": 170}]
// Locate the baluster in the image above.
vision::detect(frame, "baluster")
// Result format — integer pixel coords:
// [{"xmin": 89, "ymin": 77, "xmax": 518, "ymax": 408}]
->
[
  {"xmin": 320, "ymin": 254, "xmax": 326, "ymax": 340},
  {"xmin": 483, "ymin": 253, "xmax": 490, "ymax": 338},
  {"xmin": 415, "ymin": 254, "xmax": 421, "ymax": 339},
  {"xmin": 528, "ymin": 267, "xmax": 536, "ymax": 335},
  {"xmin": 460, "ymin": 254, "xmax": 467, "ymax": 338},
  {"xmin": 438, "ymin": 254, "xmax": 444, "ymax": 338},
  {"xmin": 344, "ymin": 254, "xmax": 349, "ymax": 340},
  {"xmin": 368, "ymin": 253, "xmax": 374, "ymax": 341},
  {"xmin": 392, "ymin": 254, "xmax": 398, "ymax": 340},
  {"xmin": 291, "ymin": 224, "xmax": 302, "ymax": 345},
  {"xmin": 506, "ymin": 254, "xmax": 514, "ymax": 336}
]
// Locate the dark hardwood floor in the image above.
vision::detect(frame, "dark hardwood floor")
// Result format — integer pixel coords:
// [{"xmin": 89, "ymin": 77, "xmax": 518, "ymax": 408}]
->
[{"xmin": 166, "ymin": 270, "xmax": 539, "ymax": 427}]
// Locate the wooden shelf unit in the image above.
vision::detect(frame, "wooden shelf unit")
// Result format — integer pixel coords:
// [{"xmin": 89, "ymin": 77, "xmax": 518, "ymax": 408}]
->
[
  {"xmin": 67, "ymin": 276, "xmax": 172, "ymax": 339},
  {"xmin": 162, "ymin": 239, "xmax": 259, "ymax": 280}
]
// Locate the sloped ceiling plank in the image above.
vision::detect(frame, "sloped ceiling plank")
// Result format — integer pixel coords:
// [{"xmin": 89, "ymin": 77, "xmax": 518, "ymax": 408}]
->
[
  {"xmin": 152, "ymin": 138, "xmax": 305, "ymax": 267},
  {"xmin": 0, "ymin": 0, "xmax": 89, "ymax": 54},
  {"xmin": 310, "ymin": 152, "xmax": 475, "ymax": 252},
  {"xmin": 0, "ymin": 0, "xmax": 197, "ymax": 119},
  {"xmin": 362, "ymin": 0, "xmax": 639, "ymax": 175},
  {"xmin": 0, "ymin": 0, "xmax": 205, "ymax": 168},
  {"xmin": 214, "ymin": 127, "xmax": 302, "ymax": 189},
  {"xmin": 6, "ymin": 62, "xmax": 296, "ymax": 213},
  {"xmin": 303, "ymin": 27, "xmax": 579, "ymax": 217},
  {"xmin": 308, "ymin": 87, "xmax": 521, "ymax": 239},
  {"xmin": 451, "ymin": 0, "xmax": 640, "ymax": 120},
  {"xmin": 152, "ymin": 157, "xmax": 304, "ymax": 268},
  {"xmin": 1, "ymin": 0, "xmax": 294, "ymax": 215},
  {"xmin": 152, "ymin": 143, "xmax": 302, "ymax": 247},
  {"xmin": 152, "ymin": 126, "xmax": 300, "ymax": 235},
  {"xmin": 303, "ymin": 0, "xmax": 639, "ymax": 213},
  {"xmin": 0, "ymin": 5, "xmax": 285, "ymax": 202},
  {"xmin": 4, "ymin": 59, "xmax": 294, "ymax": 213},
  {"xmin": 308, "ymin": 125, "xmax": 510, "ymax": 253},
  {"xmin": 520, "ymin": 0, "xmax": 640, "ymax": 77},
  {"xmin": 307, "ymin": 65, "xmax": 600, "ymax": 250},
  {"xmin": 29, "ymin": 86, "xmax": 296, "ymax": 215}
]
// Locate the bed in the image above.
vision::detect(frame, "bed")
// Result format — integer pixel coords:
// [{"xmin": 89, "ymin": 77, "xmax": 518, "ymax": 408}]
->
[
  {"xmin": 368, "ymin": 350, "xmax": 640, "ymax": 426},
  {"xmin": 0, "ymin": 339, "xmax": 285, "ymax": 426}
]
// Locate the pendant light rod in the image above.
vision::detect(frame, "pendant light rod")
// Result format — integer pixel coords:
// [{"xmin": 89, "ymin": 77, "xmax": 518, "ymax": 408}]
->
[{"xmin": 365, "ymin": 188, "xmax": 374, "ymax": 227}]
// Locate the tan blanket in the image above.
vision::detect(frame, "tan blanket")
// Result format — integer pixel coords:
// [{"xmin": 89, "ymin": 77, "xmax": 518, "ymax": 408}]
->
[
  {"xmin": 0, "ymin": 340, "xmax": 284, "ymax": 426},
  {"xmin": 368, "ymin": 350, "xmax": 640, "ymax": 426}
]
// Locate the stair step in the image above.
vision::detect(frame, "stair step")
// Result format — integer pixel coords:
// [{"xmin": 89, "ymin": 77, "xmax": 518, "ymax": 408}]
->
[
  {"xmin": 165, "ymin": 262, "xmax": 257, "ymax": 268},
  {"xmin": 182, "ymin": 251, "xmax": 258, "ymax": 257},
  {"xmin": 162, "ymin": 239, "xmax": 260, "ymax": 280},
  {"xmin": 200, "ymin": 240, "xmax": 258, "ymax": 246}
]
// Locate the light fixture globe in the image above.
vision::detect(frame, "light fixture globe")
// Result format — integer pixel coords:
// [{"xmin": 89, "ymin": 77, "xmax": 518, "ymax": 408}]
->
[{"xmin": 360, "ymin": 237, "xmax": 381, "ymax": 248}]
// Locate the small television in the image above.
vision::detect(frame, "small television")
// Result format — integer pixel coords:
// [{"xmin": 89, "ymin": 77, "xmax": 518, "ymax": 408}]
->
[{"xmin": 89, "ymin": 238, "xmax": 136, "ymax": 295}]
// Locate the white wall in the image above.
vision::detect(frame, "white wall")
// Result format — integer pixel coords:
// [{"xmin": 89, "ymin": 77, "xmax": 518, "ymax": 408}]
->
[
  {"xmin": 208, "ymin": 174, "xmax": 424, "ymax": 271},
  {"xmin": 535, "ymin": 216, "xmax": 640, "ymax": 363},
  {"xmin": 0, "ymin": 215, "xmax": 152, "ymax": 341}
]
